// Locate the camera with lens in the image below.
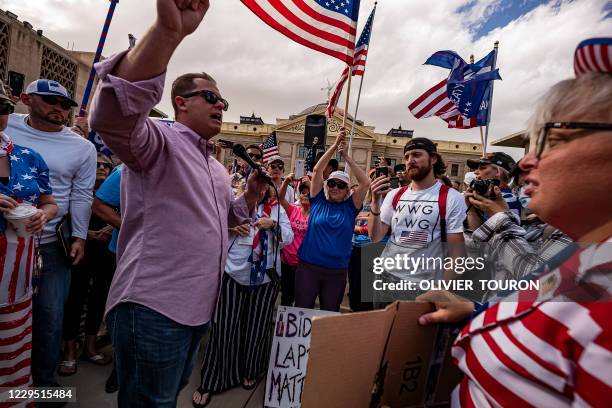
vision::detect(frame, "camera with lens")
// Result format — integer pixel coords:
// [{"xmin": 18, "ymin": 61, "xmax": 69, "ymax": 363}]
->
[{"xmin": 470, "ymin": 178, "xmax": 501, "ymax": 199}]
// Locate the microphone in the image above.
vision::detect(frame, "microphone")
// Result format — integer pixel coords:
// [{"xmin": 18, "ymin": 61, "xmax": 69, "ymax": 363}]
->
[{"xmin": 232, "ymin": 144, "xmax": 275, "ymax": 186}]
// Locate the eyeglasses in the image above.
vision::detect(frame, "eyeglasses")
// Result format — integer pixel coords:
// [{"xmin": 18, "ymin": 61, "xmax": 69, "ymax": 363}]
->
[
  {"xmin": 535, "ymin": 122, "xmax": 612, "ymax": 159},
  {"xmin": 269, "ymin": 163, "xmax": 284, "ymax": 170},
  {"xmin": 37, "ymin": 94, "xmax": 74, "ymax": 110},
  {"xmin": 248, "ymin": 152, "xmax": 263, "ymax": 160},
  {"xmin": 327, "ymin": 179, "xmax": 348, "ymax": 189},
  {"xmin": 97, "ymin": 162, "xmax": 113, "ymax": 170},
  {"xmin": 0, "ymin": 103, "xmax": 14, "ymax": 115},
  {"xmin": 180, "ymin": 90, "xmax": 229, "ymax": 111}
]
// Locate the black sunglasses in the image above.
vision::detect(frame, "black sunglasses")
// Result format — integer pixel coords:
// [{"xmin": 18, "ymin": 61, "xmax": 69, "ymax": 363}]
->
[
  {"xmin": 269, "ymin": 163, "xmax": 284, "ymax": 170},
  {"xmin": 0, "ymin": 103, "xmax": 14, "ymax": 115},
  {"xmin": 248, "ymin": 152, "xmax": 263, "ymax": 160},
  {"xmin": 327, "ymin": 179, "xmax": 348, "ymax": 189},
  {"xmin": 535, "ymin": 122, "xmax": 612, "ymax": 159},
  {"xmin": 97, "ymin": 162, "xmax": 113, "ymax": 170},
  {"xmin": 37, "ymin": 94, "xmax": 74, "ymax": 110},
  {"xmin": 181, "ymin": 89, "xmax": 229, "ymax": 111}
]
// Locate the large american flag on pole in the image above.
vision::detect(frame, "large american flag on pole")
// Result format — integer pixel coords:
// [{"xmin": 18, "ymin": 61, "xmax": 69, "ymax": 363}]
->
[
  {"xmin": 325, "ymin": 5, "xmax": 376, "ymax": 118},
  {"xmin": 240, "ymin": 0, "xmax": 361, "ymax": 65},
  {"xmin": 260, "ymin": 132, "xmax": 280, "ymax": 163}
]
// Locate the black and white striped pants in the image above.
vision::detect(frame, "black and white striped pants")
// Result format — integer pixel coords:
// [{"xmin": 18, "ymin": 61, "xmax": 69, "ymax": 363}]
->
[{"xmin": 198, "ymin": 273, "xmax": 278, "ymax": 393}]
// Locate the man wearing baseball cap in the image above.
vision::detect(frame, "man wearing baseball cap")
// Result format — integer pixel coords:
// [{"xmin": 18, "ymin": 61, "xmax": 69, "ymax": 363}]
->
[
  {"xmin": 466, "ymin": 151, "xmax": 521, "ymax": 219},
  {"xmin": 265, "ymin": 155, "xmax": 294, "ymax": 203},
  {"xmin": 7, "ymin": 78, "xmax": 97, "ymax": 387},
  {"xmin": 369, "ymin": 137, "xmax": 467, "ymax": 301}
]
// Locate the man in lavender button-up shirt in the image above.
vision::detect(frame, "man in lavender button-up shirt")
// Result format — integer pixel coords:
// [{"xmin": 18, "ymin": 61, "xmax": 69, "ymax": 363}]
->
[{"xmin": 88, "ymin": 1, "xmax": 269, "ymax": 406}]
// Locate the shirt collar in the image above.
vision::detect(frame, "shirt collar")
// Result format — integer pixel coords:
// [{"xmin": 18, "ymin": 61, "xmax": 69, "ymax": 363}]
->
[{"xmin": 172, "ymin": 121, "xmax": 215, "ymax": 156}]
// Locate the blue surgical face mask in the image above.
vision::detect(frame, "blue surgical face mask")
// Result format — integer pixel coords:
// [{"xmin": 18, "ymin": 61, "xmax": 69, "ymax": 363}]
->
[{"xmin": 518, "ymin": 185, "xmax": 531, "ymax": 209}]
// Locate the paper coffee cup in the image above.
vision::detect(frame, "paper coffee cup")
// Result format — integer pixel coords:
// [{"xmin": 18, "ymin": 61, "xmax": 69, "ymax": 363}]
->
[{"xmin": 4, "ymin": 204, "xmax": 37, "ymax": 237}]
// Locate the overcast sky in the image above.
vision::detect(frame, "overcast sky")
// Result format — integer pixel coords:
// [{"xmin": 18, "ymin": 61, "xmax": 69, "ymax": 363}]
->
[{"xmin": 1, "ymin": 0, "xmax": 610, "ymax": 156}]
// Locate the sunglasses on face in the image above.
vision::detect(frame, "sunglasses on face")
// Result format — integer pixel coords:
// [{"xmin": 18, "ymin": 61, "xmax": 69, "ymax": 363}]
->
[
  {"xmin": 248, "ymin": 152, "xmax": 263, "ymax": 160},
  {"xmin": 180, "ymin": 89, "xmax": 229, "ymax": 111},
  {"xmin": 37, "ymin": 94, "xmax": 74, "ymax": 110},
  {"xmin": 0, "ymin": 103, "xmax": 14, "ymax": 115},
  {"xmin": 327, "ymin": 179, "xmax": 348, "ymax": 189},
  {"xmin": 269, "ymin": 163, "xmax": 284, "ymax": 170},
  {"xmin": 535, "ymin": 122, "xmax": 612, "ymax": 159},
  {"xmin": 97, "ymin": 162, "xmax": 112, "ymax": 170}
]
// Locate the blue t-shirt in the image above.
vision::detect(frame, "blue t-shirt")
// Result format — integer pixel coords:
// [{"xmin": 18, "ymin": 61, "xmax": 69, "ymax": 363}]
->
[
  {"xmin": 95, "ymin": 166, "xmax": 121, "ymax": 253},
  {"xmin": 0, "ymin": 144, "xmax": 52, "ymax": 232},
  {"xmin": 298, "ymin": 190, "xmax": 360, "ymax": 269}
]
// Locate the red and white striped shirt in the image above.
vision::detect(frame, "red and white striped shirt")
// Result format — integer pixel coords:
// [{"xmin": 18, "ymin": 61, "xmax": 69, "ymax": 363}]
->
[{"xmin": 452, "ymin": 239, "xmax": 612, "ymax": 407}]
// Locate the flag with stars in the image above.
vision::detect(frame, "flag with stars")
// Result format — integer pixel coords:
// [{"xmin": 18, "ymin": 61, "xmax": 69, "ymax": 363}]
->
[
  {"xmin": 240, "ymin": 0, "xmax": 361, "ymax": 65},
  {"xmin": 352, "ymin": 4, "xmax": 376, "ymax": 76},
  {"xmin": 88, "ymin": 130, "xmax": 114, "ymax": 157},
  {"xmin": 325, "ymin": 4, "xmax": 377, "ymax": 118},
  {"xmin": 408, "ymin": 49, "xmax": 500, "ymax": 129},
  {"xmin": 260, "ymin": 132, "xmax": 279, "ymax": 163}
]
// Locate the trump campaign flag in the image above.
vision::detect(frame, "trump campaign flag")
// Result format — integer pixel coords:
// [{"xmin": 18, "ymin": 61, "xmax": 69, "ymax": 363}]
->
[{"xmin": 409, "ymin": 49, "xmax": 500, "ymax": 129}]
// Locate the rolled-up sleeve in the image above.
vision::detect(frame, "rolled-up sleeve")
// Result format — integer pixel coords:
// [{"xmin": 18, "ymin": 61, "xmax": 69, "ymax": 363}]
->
[
  {"xmin": 70, "ymin": 144, "xmax": 97, "ymax": 239},
  {"xmin": 89, "ymin": 50, "xmax": 167, "ymax": 172},
  {"xmin": 228, "ymin": 194, "xmax": 254, "ymax": 228}
]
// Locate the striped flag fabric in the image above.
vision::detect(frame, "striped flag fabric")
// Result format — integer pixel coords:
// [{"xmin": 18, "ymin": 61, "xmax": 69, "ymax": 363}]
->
[
  {"xmin": 260, "ymin": 132, "xmax": 280, "ymax": 163},
  {"xmin": 351, "ymin": 4, "xmax": 375, "ymax": 76},
  {"xmin": 240, "ymin": 0, "xmax": 361, "ymax": 65},
  {"xmin": 326, "ymin": 66, "xmax": 350, "ymax": 118},
  {"xmin": 325, "ymin": 5, "xmax": 376, "ymax": 118},
  {"xmin": 408, "ymin": 49, "xmax": 498, "ymax": 129},
  {"xmin": 574, "ymin": 37, "xmax": 612, "ymax": 76},
  {"xmin": 397, "ymin": 230, "xmax": 429, "ymax": 247}
]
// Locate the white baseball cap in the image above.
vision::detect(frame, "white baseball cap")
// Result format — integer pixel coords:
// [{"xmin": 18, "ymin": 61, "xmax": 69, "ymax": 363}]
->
[
  {"xmin": 327, "ymin": 171, "xmax": 350, "ymax": 185},
  {"xmin": 266, "ymin": 155, "xmax": 284, "ymax": 164},
  {"xmin": 25, "ymin": 79, "xmax": 78, "ymax": 106}
]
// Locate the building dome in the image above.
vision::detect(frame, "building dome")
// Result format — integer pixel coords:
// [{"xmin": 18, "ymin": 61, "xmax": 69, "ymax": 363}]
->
[{"xmin": 290, "ymin": 102, "xmax": 353, "ymax": 120}]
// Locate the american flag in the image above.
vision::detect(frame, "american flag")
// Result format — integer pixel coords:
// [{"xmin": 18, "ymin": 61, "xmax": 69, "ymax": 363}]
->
[
  {"xmin": 408, "ymin": 78, "xmax": 480, "ymax": 129},
  {"xmin": 325, "ymin": 5, "xmax": 377, "ymax": 118},
  {"xmin": 397, "ymin": 230, "xmax": 429, "ymax": 247},
  {"xmin": 574, "ymin": 37, "xmax": 612, "ymax": 76},
  {"xmin": 260, "ymin": 132, "xmax": 279, "ymax": 163},
  {"xmin": 408, "ymin": 51, "xmax": 495, "ymax": 129},
  {"xmin": 240, "ymin": 0, "xmax": 360, "ymax": 65}
]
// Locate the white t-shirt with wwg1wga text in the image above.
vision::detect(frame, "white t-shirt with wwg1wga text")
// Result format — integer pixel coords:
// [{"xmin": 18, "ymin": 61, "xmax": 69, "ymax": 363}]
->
[{"xmin": 379, "ymin": 182, "xmax": 467, "ymax": 280}]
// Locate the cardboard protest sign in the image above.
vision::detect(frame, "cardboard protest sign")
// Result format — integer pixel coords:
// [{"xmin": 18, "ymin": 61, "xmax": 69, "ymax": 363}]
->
[
  {"xmin": 265, "ymin": 306, "xmax": 338, "ymax": 408},
  {"xmin": 301, "ymin": 301, "xmax": 461, "ymax": 408}
]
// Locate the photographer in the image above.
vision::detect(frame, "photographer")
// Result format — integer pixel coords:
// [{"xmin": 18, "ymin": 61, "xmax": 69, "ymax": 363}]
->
[
  {"xmin": 466, "ymin": 152, "xmax": 521, "ymax": 221},
  {"xmin": 417, "ymin": 37, "xmax": 612, "ymax": 407}
]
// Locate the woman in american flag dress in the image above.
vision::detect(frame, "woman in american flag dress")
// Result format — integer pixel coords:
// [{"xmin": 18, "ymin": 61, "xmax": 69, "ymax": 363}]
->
[
  {"xmin": 0, "ymin": 85, "xmax": 57, "ymax": 404},
  {"xmin": 417, "ymin": 38, "xmax": 612, "ymax": 407}
]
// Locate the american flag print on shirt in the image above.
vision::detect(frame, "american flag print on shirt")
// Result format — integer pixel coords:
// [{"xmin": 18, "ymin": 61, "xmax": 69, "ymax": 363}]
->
[
  {"xmin": 451, "ymin": 239, "xmax": 612, "ymax": 407},
  {"xmin": 240, "ymin": 0, "xmax": 361, "ymax": 65},
  {"xmin": 397, "ymin": 230, "xmax": 429, "ymax": 247}
]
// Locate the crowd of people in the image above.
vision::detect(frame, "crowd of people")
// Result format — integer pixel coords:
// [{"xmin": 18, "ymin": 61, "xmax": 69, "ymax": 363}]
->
[{"xmin": 0, "ymin": 1, "xmax": 610, "ymax": 407}]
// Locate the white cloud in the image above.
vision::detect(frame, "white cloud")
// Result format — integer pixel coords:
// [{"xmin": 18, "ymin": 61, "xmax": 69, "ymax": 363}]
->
[{"xmin": 1, "ymin": 0, "xmax": 609, "ymax": 158}]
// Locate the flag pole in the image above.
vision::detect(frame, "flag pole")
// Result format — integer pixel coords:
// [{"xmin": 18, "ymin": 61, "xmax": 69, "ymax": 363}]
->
[
  {"xmin": 482, "ymin": 41, "xmax": 499, "ymax": 154},
  {"xmin": 341, "ymin": 65, "xmax": 353, "ymax": 130},
  {"xmin": 470, "ymin": 54, "xmax": 486, "ymax": 157},
  {"xmin": 79, "ymin": 0, "xmax": 119, "ymax": 117},
  {"xmin": 348, "ymin": 2, "xmax": 377, "ymax": 158}
]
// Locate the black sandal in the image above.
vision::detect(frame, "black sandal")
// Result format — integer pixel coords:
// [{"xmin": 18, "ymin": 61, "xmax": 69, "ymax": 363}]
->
[{"xmin": 192, "ymin": 388, "xmax": 212, "ymax": 408}]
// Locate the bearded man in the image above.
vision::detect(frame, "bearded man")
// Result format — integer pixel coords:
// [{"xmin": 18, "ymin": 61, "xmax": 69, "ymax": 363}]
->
[{"xmin": 368, "ymin": 138, "xmax": 467, "ymax": 302}]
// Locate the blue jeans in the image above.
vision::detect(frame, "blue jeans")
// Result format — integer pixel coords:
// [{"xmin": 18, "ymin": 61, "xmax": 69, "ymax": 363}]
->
[
  {"xmin": 32, "ymin": 241, "xmax": 71, "ymax": 386},
  {"xmin": 107, "ymin": 303, "xmax": 209, "ymax": 408}
]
